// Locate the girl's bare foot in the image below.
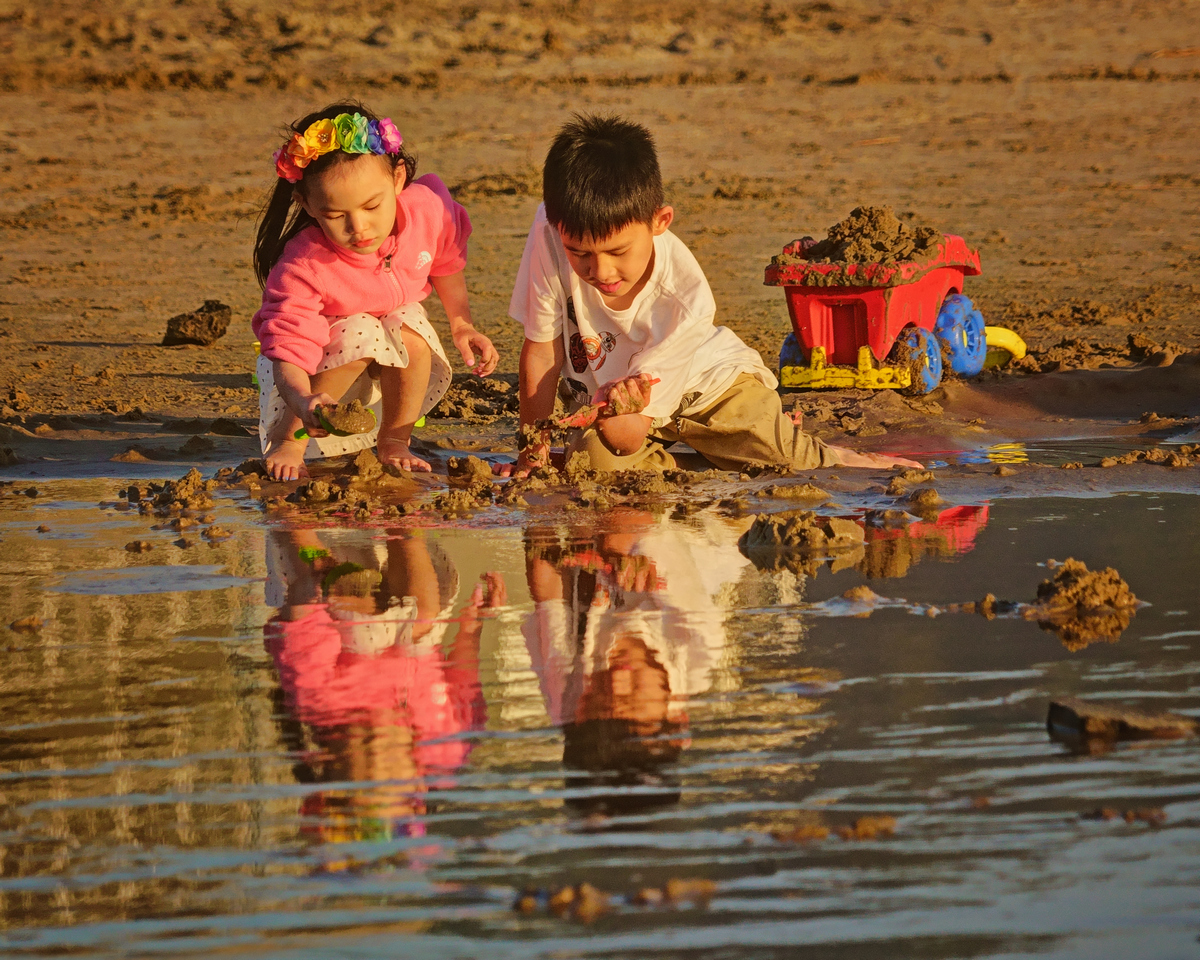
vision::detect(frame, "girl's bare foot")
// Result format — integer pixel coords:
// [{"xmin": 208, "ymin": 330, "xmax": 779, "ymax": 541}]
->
[
  {"xmin": 265, "ymin": 437, "xmax": 310, "ymax": 481},
  {"xmin": 378, "ymin": 433, "xmax": 431, "ymax": 472}
]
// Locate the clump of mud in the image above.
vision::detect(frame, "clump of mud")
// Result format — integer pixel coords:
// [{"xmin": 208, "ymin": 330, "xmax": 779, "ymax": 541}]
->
[
  {"xmin": 904, "ymin": 487, "xmax": 943, "ymax": 520},
  {"xmin": 318, "ymin": 399, "xmax": 375, "ymax": 435},
  {"xmin": 836, "ymin": 815, "xmax": 897, "ymax": 841},
  {"xmin": 791, "ymin": 206, "xmax": 942, "ymax": 265},
  {"xmin": 739, "ymin": 510, "xmax": 865, "ymax": 576},
  {"xmin": 513, "ymin": 876, "xmax": 718, "ymax": 923},
  {"xmin": 1048, "ymin": 695, "xmax": 1196, "ymax": 742},
  {"xmin": 762, "ymin": 482, "xmax": 830, "ymax": 501},
  {"xmin": 1099, "ymin": 445, "xmax": 1198, "ymax": 468},
  {"xmin": 428, "ymin": 374, "xmax": 519, "ymax": 422},
  {"xmin": 1028, "ymin": 557, "xmax": 1138, "ymax": 650},
  {"xmin": 432, "ymin": 487, "xmax": 492, "ymax": 518},
  {"xmin": 152, "ymin": 467, "xmax": 216, "ymax": 512},
  {"xmin": 447, "ymin": 454, "xmax": 495, "ymax": 494}
]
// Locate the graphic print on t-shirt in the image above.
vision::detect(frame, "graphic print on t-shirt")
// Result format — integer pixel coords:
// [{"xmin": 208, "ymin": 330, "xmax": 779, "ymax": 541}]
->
[{"xmin": 566, "ymin": 295, "xmax": 617, "ymax": 373}]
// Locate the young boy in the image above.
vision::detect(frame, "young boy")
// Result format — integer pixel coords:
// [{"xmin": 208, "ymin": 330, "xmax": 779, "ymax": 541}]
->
[{"xmin": 507, "ymin": 113, "xmax": 918, "ymax": 475}]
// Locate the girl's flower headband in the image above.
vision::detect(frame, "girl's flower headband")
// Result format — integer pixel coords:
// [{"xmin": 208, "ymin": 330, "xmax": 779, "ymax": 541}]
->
[{"xmin": 272, "ymin": 113, "xmax": 403, "ymax": 183}]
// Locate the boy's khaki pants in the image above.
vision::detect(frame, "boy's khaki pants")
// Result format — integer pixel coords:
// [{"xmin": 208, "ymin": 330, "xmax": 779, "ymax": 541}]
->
[{"xmin": 568, "ymin": 373, "xmax": 838, "ymax": 473}]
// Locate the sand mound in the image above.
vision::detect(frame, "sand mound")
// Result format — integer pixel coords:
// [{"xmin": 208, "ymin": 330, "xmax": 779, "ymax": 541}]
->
[{"xmin": 802, "ymin": 206, "xmax": 942, "ymax": 265}]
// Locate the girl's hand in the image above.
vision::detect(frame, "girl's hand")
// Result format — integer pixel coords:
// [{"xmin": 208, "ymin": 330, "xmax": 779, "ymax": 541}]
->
[
  {"xmin": 299, "ymin": 393, "xmax": 337, "ymax": 437},
  {"xmin": 452, "ymin": 325, "xmax": 499, "ymax": 377}
]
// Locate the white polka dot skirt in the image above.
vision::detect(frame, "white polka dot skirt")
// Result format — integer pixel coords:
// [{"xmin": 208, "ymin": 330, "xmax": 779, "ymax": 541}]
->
[{"xmin": 257, "ymin": 303, "xmax": 452, "ymax": 459}]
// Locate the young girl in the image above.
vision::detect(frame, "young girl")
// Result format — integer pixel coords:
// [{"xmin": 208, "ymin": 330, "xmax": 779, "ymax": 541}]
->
[{"xmin": 252, "ymin": 102, "xmax": 499, "ymax": 481}]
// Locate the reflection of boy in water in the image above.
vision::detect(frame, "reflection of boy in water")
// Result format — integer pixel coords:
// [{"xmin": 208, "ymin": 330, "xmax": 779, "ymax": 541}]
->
[
  {"xmin": 264, "ymin": 528, "xmax": 503, "ymax": 853},
  {"xmin": 523, "ymin": 508, "xmax": 745, "ymax": 814}
]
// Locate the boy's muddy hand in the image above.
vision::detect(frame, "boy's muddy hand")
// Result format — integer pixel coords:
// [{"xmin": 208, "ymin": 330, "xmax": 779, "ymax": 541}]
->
[
  {"xmin": 494, "ymin": 425, "xmax": 552, "ymax": 477},
  {"xmin": 595, "ymin": 374, "xmax": 660, "ymax": 417},
  {"xmin": 452, "ymin": 326, "xmax": 499, "ymax": 377},
  {"xmin": 553, "ymin": 401, "xmax": 607, "ymax": 430}
]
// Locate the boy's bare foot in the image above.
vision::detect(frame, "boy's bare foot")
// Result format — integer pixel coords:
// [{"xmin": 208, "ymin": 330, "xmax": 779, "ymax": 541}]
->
[
  {"xmin": 265, "ymin": 437, "xmax": 310, "ymax": 481},
  {"xmin": 378, "ymin": 434, "xmax": 431, "ymax": 472},
  {"xmin": 831, "ymin": 447, "xmax": 923, "ymax": 469}
]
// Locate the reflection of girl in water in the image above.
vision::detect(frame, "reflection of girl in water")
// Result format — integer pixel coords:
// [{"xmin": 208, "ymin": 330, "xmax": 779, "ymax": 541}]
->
[
  {"xmin": 522, "ymin": 508, "xmax": 748, "ymax": 814},
  {"xmin": 264, "ymin": 527, "xmax": 503, "ymax": 856}
]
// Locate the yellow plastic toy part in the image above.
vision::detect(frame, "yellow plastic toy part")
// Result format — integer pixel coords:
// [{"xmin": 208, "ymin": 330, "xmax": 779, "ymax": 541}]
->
[
  {"xmin": 780, "ymin": 345, "xmax": 912, "ymax": 390},
  {"xmin": 983, "ymin": 326, "xmax": 1027, "ymax": 369}
]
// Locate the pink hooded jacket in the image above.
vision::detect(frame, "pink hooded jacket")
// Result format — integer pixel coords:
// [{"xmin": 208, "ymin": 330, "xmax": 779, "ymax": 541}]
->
[{"xmin": 252, "ymin": 173, "xmax": 471, "ymax": 373}]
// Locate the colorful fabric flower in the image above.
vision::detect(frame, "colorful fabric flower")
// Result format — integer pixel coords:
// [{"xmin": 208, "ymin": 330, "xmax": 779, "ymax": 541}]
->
[
  {"xmin": 366, "ymin": 120, "xmax": 383, "ymax": 154},
  {"xmin": 302, "ymin": 119, "xmax": 338, "ymax": 155},
  {"xmin": 377, "ymin": 118, "xmax": 403, "ymax": 153},
  {"xmin": 333, "ymin": 113, "xmax": 371, "ymax": 154},
  {"xmin": 273, "ymin": 147, "xmax": 305, "ymax": 183},
  {"xmin": 284, "ymin": 132, "xmax": 319, "ymax": 165}
]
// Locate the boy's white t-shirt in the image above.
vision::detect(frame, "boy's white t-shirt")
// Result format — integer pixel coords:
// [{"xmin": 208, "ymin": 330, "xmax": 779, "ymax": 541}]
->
[{"xmin": 509, "ymin": 205, "xmax": 776, "ymax": 422}]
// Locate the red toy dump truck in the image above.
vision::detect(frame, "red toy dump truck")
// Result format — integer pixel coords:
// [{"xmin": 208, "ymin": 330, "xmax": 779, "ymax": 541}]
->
[{"xmin": 763, "ymin": 234, "xmax": 1002, "ymax": 395}]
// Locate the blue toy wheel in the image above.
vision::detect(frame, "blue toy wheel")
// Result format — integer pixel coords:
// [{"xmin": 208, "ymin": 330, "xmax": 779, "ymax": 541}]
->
[
  {"xmin": 896, "ymin": 326, "xmax": 943, "ymax": 395},
  {"xmin": 779, "ymin": 331, "xmax": 805, "ymax": 370},
  {"xmin": 933, "ymin": 293, "xmax": 986, "ymax": 377}
]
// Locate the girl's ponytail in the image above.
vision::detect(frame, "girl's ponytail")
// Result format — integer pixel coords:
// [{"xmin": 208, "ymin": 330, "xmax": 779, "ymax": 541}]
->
[
  {"xmin": 253, "ymin": 178, "xmax": 316, "ymax": 288},
  {"xmin": 252, "ymin": 100, "xmax": 418, "ymax": 288}
]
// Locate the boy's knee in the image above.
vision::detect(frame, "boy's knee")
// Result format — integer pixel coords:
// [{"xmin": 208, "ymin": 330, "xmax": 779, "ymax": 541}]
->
[
  {"xmin": 596, "ymin": 414, "xmax": 652, "ymax": 457},
  {"xmin": 571, "ymin": 425, "xmax": 674, "ymax": 473}
]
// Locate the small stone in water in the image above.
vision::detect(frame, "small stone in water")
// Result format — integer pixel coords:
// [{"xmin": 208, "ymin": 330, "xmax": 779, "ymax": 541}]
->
[
  {"xmin": 665, "ymin": 877, "xmax": 717, "ymax": 905},
  {"xmin": 631, "ymin": 887, "xmax": 664, "ymax": 907},
  {"xmin": 773, "ymin": 824, "xmax": 831, "ymax": 843},
  {"xmin": 837, "ymin": 815, "xmax": 897, "ymax": 840}
]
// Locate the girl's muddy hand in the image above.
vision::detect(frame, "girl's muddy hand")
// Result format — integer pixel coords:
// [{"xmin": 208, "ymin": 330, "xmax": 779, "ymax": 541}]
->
[
  {"xmin": 301, "ymin": 393, "xmax": 336, "ymax": 437},
  {"xmin": 453, "ymin": 326, "xmax": 499, "ymax": 377}
]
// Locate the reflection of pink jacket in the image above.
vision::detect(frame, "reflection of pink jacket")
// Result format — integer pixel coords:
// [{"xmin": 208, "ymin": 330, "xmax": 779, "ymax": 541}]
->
[
  {"xmin": 265, "ymin": 609, "xmax": 483, "ymax": 771},
  {"xmin": 252, "ymin": 174, "xmax": 472, "ymax": 373}
]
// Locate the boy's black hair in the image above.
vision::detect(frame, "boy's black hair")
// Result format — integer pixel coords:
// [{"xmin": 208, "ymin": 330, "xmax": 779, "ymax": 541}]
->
[
  {"xmin": 253, "ymin": 100, "xmax": 418, "ymax": 287},
  {"xmin": 542, "ymin": 113, "xmax": 664, "ymax": 240}
]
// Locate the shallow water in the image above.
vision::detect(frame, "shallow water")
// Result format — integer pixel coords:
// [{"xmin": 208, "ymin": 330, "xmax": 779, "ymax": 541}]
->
[{"xmin": 1, "ymin": 476, "xmax": 1199, "ymax": 959}]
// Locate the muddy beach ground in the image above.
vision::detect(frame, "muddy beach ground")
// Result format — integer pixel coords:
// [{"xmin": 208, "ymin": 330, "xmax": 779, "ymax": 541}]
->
[
  {"xmin": 0, "ymin": 0, "xmax": 1198, "ymax": 469},
  {"xmin": 3, "ymin": 8, "xmax": 1200, "ymax": 953}
]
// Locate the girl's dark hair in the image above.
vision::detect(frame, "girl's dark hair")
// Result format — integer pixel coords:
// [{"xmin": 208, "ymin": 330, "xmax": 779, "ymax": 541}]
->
[{"xmin": 253, "ymin": 101, "xmax": 418, "ymax": 287}]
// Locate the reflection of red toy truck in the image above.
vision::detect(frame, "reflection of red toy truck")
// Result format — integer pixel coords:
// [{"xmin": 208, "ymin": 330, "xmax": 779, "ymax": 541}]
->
[
  {"xmin": 857, "ymin": 504, "xmax": 990, "ymax": 578},
  {"xmin": 763, "ymin": 236, "xmax": 1024, "ymax": 394}
]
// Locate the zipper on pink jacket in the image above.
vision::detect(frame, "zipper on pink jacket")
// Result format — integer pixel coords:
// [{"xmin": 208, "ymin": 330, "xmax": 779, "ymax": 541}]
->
[{"xmin": 382, "ymin": 255, "xmax": 403, "ymax": 310}]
